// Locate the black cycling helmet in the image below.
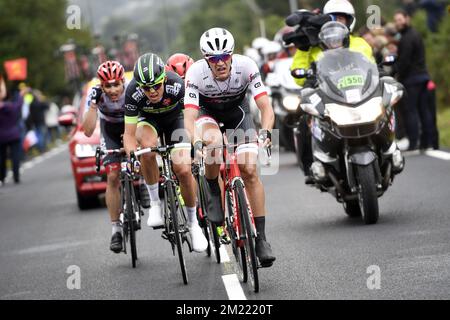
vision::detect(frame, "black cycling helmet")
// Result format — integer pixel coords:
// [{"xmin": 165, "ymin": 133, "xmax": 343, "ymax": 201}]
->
[{"xmin": 133, "ymin": 53, "xmax": 166, "ymax": 86}]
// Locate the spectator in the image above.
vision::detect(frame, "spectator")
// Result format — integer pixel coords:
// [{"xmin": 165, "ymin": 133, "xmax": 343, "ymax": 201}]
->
[
  {"xmin": 419, "ymin": 0, "xmax": 446, "ymax": 32},
  {"xmin": 0, "ymin": 79, "xmax": 24, "ymax": 186},
  {"xmin": 27, "ymin": 90, "xmax": 49, "ymax": 153},
  {"xmin": 45, "ymin": 101, "xmax": 61, "ymax": 145},
  {"xmin": 394, "ymin": 10, "xmax": 439, "ymax": 150}
]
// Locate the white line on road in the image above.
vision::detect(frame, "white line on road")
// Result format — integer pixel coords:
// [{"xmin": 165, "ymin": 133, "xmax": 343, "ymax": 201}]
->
[
  {"xmin": 219, "ymin": 243, "xmax": 230, "ymax": 263},
  {"xmin": 222, "ymin": 274, "xmax": 247, "ymax": 300},
  {"xmin": 425, "ymin": 150, "xmax": 450, "ymax": 161}
]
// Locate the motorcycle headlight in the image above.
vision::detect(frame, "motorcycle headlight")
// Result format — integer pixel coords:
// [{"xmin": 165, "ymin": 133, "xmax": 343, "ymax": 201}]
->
[
  {"xmin": 75, "ymin": 144, "xmax": 97, "ymax": 158},
  {"xmin": 325, "ymin": 97, "xmax": 384, "ymax": 126},
  {"xmin": 282, "ymin": 95, "xmax": 301, "ymax": 111}
]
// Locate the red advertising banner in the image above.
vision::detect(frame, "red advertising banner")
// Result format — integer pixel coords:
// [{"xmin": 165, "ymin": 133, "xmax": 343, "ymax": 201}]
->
[{"xmin": 4, "ymin": 58, "xmax": 28, "ymax": 81}]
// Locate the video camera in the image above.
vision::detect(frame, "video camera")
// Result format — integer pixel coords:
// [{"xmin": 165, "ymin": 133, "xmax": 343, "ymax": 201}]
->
[{"xmin": 282, "ymin": 10, "xmax": 332, "ymax": 51}]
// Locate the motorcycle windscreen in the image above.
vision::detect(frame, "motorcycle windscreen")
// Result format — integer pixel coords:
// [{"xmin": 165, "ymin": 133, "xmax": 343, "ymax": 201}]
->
[{"xmin": 316, "ymin": 48, "xmax": 379, "ymax": 106}]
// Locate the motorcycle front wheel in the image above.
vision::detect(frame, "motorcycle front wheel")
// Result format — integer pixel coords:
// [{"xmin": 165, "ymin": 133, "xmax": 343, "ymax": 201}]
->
[{"xmin": 356, "ymin": 164, "xmax": 379, "ymax": 225}]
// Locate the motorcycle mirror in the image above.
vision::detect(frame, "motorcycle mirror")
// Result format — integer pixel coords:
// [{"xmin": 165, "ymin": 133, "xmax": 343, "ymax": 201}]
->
[{"xmin": 291, "ymin": 68, "xmax": 308, "ymax": 79}]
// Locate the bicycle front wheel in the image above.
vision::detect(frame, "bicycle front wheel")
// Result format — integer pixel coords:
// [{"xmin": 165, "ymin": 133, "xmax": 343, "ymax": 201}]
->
[
  {"xmin": 125, "ymin": 177, "xmax": 138, "ymax": 268},
  {"xmin": 235, "ymin": 180, "xmax": 259, "ymax": 293},
  {"xmin": 167, "ymin": 181, "xmax": 188, "ymax": 285}
]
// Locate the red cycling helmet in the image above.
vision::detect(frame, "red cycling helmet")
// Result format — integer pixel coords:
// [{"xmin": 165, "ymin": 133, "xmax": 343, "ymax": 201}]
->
[
  {"xmin": 96, "ymin": 60, "xmax": 125, "ymax": 84},
  {"xmin": 165, "ymin": 53, "xmax": 194, "ymax": 79}
]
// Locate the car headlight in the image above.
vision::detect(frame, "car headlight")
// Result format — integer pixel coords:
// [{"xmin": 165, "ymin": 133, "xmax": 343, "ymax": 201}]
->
[
  {"xmin": 75, "ymin": 144, "xmax": 97, "ymax": 158},
  {"xmin": 325, "ymin": 97, "xmax": 384, "ymax": 126},
  {"xmin": 282, "ymin": 95, "xmax": 301, "ymax": 111}
]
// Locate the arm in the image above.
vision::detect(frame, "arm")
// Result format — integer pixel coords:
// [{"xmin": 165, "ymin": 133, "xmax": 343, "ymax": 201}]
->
[
  {"xmin": 123, "ymin": 122, "xmax": 137, "ymax": 157},
  {"xmin": 82, "ymin": 86, "xmax": 102, "ymax": 137},
  {"xmin": 291, "ymin": 48, "xmax": 313, "ymax": 87},
  {"xmin": 184, "ymin": 107, "xmax": 200, "ymax": 144},
  {"xmin": 256, "ymin": 94, "xmax": 274, "ymax": 132},
  {"xmin": 82, "ymin": 102, "xmax": 98, "ymax": 137},
  {"xmin": 0, "ymin": 76, "xmax": 6, "ymax": 101}
]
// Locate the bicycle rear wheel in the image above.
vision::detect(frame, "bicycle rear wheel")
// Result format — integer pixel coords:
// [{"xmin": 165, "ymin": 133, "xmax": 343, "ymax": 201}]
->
[
  {"xmin": 235, "ymin": 180, "xmax": 259, "ymax": 293},
  {"xmin": 167, "ymin": 181, "xmax": 188, "ymax": 285}
]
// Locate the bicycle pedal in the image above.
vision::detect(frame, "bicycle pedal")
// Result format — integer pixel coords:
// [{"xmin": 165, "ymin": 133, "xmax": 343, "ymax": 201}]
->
[{"xmin": 161, "ymin": 232, "xmax": 169, "ymax": 241}]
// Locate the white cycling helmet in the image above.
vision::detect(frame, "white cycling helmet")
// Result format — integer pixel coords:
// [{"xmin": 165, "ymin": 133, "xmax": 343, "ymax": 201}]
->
[
  {"xmin": 200, "ymin": 27, "xmax": 235, "ymax": 56},
  {"xmin": 323, "ymin": 0, "xmax": 356, "ymax": 32}
]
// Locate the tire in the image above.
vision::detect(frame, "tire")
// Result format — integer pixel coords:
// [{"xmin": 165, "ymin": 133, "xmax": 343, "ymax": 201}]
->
[
  {"xmin": 343, "ymin": 199, "xmax": 362, "ymax": 217},
  {"xmin": 226, "ymin": 189, "xmax": 247, "ymax": 283},
  {"xmin": 356, "ymin": 164, "xmax": 379, "ymax": 225},
  {"xmin": 167, "ymin": 181, "xmax": 188, "ymax": 285},
  {"xmin": 76, "ymin": 191, "xmax": 98, "ymax": 210},
  {"xmin": 198, "ymin": 175, "xmax": 221, "ymax": 263},
  {"xmin": 125, "ymin": 178, "xmax": 137, "ymax": 268},
  {"xmin": 235, "ymin": 180, "xmax": 259, "ymax": 293}
]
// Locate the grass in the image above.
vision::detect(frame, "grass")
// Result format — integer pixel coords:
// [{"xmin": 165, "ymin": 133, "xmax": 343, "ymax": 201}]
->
[{"xmin": 438, "ymin": 108, "xmax": 450, "ymax": 149}]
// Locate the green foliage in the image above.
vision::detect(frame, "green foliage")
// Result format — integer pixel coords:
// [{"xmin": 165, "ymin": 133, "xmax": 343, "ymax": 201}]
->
[{"xmin": 0, "ymin": 0, "xmax": 92, "ymax": 97}]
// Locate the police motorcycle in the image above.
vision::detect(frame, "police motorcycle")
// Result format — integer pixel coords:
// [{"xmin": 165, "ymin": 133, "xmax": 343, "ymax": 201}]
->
[{"xmin": 291, "ymin": 22, "xmax": 405, "ymax": 224}]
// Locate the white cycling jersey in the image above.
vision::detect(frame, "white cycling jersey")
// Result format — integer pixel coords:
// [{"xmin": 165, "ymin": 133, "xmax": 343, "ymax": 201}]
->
[
  {"xmin": 184, "ymin": 54, "xmax": 267, "ymax": 112},
  {"xmin": 84, "ymin": 82, "xmax": 129, "ymax": 123}
]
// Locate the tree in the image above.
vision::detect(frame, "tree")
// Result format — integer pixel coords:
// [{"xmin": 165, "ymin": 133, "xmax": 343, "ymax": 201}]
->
[{"xmin": 0, "ymin": 0, "xmax": 92, "ymax": 96}]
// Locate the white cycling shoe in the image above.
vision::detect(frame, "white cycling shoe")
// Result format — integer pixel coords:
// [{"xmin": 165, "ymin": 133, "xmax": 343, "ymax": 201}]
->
[
  {"xmin": 188, "ymin": 222, "xmax": 208, "ymax": 253},
  {"xmin": 147, "ymin": 201, "xmax": 164, "ymax": 228}
]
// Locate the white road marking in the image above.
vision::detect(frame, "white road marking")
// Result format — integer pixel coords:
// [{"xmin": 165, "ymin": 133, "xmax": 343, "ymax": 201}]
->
[
  {"xmin": 222, "ymin": 274, "xmax": 247, "ymax": 300},
  {"xmin": 219, "ymin": 243, "xmax": 230, "ymax": 263},
  {"xmin": 425, "ymin": 150, "xmax": 450, "ymax": 161}
]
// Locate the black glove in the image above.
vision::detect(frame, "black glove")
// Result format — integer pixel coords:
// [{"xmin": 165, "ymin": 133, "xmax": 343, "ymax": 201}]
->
[
  {"xmin": 90, "ymin": 86, "xmax": 103, "ymax": 105},
  {"xmin": 258, "ymin": 129, "xmax": 272, "ymax": 144},
  {"xmin": 193, "ymin": 140, "xmax": 204, "ymax": 161}
]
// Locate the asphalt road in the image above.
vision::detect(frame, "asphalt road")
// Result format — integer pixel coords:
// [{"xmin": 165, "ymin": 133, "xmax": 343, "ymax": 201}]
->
[{"xmin": 1, "ymin": 145, "xmax": 450, "ymax": 300}]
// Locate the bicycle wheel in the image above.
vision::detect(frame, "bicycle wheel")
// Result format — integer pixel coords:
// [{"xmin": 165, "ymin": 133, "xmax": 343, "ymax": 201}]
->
[
  {"xmin": 167, "ymin": 181, "xmax": 188, "ymax": 285},
  {"xmin": 198, "ymin": 175, "xmax": 221, "ymax": 263},
  {"xmin": 125, "ymin": 177, "xmax": 138, "ymax": 268},
  {"xmin": 235, "ymin": 180, "xmax": 259, "ymax": 293},
  {"xmin": 226, "ymin": 189, "xmax": 247, "ymax": 282}
]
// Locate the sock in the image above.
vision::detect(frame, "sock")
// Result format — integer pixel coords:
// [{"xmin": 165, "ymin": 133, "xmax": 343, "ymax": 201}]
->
[
  {"xmin": 112, "ymin": 221, "xmax": 123, "ymax": 235},
  {"xmin": 254, "ymin": 216, "xmax": 266, "ymax": 241},
  {"xmin": 206, "ymin": 177, "xmax": 221, "ymax": 195},
  {"xmin": 186, "ymin": 207, "xmax": 198, "ymax": 225},
  {"xmin": 146, "ymin": 183, "xmax": 160, "ymax": 203}
]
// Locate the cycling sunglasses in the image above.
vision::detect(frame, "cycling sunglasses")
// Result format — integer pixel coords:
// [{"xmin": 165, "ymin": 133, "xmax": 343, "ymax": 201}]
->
[
  {"xmin": 206, "ymin": 54, "xmax": 232, "ymax": 64},
  {"xmin": 140, "ymin": 79, "xmax": 165, "ymax": 92}
]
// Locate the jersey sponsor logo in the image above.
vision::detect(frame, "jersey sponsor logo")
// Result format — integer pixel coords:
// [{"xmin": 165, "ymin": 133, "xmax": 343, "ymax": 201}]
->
[
  {"xmin": 189, "ymin": 93, "xmax": 197, "ymax": 99},
  {"xmin": 206, "ymin": 84, "xmax": 215, "ymax": 89},
  {"xmin": 125, "ymin": 104, "xmax": 138, "ymax": 112},
  {"xmin": 166, "ymin": 82, "xmax": 182, "ymax": 96},
  {"xmin": 132, "ymin": 90, "xmax": 145, "ymax": 102},
  {"xmin": 186, "ymin": 81, "xmax": 199, "ymax": 90},
  {"xmin": 249, "ymin": 72, "xmax": 261, "ymax": 82},
  {"xmin": 254, "ymin": 82, "xmax": 262, "ymax": 89}
]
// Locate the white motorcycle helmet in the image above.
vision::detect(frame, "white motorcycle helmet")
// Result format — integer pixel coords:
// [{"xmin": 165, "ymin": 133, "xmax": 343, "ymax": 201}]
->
[
  {"xmin": 261, "ymin": 41, "xmax": 282, "ymax": 56},
  {"xmin": 251, "ymin": 37, "xmax": 270, "ymax": 51},
  {"xmin": 200, "ymin": 27, "xmax": 235, "ymax": 56},
  {"xmin": 323, "ymin": 0, "xmax": 356, "ymax": 32}
]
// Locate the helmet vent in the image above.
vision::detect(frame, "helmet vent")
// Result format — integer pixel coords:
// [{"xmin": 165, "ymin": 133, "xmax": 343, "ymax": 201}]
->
[
  {"xmin": 207, "ymin": 41, "xmax": 215, "ymax": 51},
  {"xmin": 222, "ymin": 39, "xmax": 228, "ymax": 50},
  {"xmin": 215, "ymin": 38, "xmax": 220, "ymax": 50}
]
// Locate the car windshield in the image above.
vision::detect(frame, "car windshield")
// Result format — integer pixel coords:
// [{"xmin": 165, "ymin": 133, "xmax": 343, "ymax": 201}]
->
[{"xmin": 316, "ymin": 48, "xmax": 379, "ymax": 105}]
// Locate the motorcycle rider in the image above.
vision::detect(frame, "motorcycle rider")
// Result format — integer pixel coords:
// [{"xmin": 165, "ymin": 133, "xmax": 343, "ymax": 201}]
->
[{"xmin": 287, "ymin": 0, "xmax": 375, "ymax": 183}]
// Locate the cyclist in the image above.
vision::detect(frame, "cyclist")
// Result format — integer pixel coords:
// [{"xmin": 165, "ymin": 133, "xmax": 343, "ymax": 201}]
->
[
  {"xmin": 82, "ymin": 61, "xmax": 149, "ymax": 254},
  {"xmin": 165, "ymin": 53, "xmax": 195, "ymax": 79},
  {"xmin": 123, "ymin": 52, "xmax": 208, "ymax": 252},
  {"xmin": 184, "ymin": 27, "xmax": 276, "ymax": 267},
  {"xmin": 289, "ymin": 0, "xmax": 375, "ymax": 183}
]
